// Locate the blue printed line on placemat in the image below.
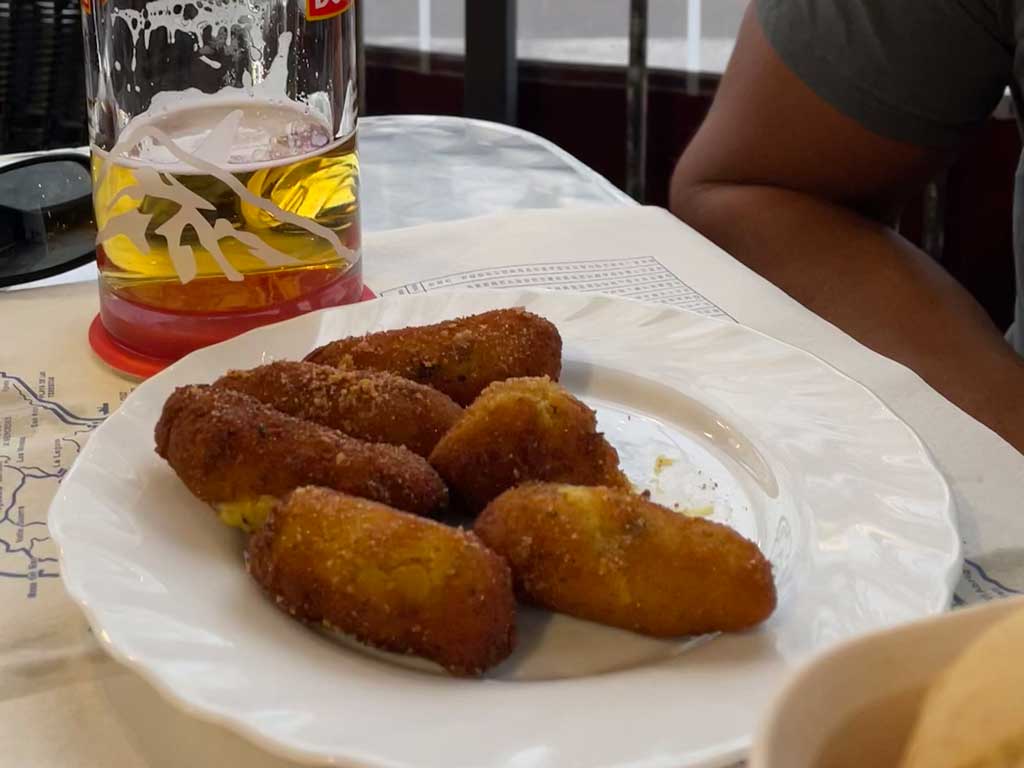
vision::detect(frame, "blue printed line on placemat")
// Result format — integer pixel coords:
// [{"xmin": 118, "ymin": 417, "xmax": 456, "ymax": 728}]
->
[{"xmin": 955, "ymin": 558, "xmax": 1023, "ymax": 605}]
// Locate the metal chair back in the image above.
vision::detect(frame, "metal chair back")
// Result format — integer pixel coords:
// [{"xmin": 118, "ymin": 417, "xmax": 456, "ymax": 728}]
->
[{"xmin": 0, "ymin": 0, "xmax": 88, "ymax": 153}]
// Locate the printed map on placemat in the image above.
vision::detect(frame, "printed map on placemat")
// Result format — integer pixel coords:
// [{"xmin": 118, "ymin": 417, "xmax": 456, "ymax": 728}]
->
[{"xmin": 0, "ymin": 371, "xmax": 112, "ymax": 597}]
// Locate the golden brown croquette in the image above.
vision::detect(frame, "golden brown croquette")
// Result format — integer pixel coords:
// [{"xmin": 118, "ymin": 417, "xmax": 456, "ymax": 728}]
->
[
  {"xmin": 213, "ymin": 361, "xmax": 462, "ymax": 457},
  {"xmin": 304, "ymin": 307, "xmax": 562, "ymax": 406},
  {"xmin": 475, "ymin": 483, "xmax": 776, "ymax": 636},
  {"xmin": 428, "ymin": 377, "xmax": 628, "ymax": 514},
  {"xmin": 154, "ymin": 385, "xmax": 448, "ymax": 521},
  {"xmin": 246, "ymin": 486, "xmax": 516, "ymax": 676}
]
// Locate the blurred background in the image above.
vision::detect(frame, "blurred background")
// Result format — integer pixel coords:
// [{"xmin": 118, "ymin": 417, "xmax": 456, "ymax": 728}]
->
[
  {"xmin": 0, "ymin": 0, "xmax": 1017, "ymax": 329},
  {"xmin": 365, "ymin": 0, "xmax": 744, "ymax": 73},
  {"xmin": 360, "ymin": 0, "xmax": 738, "ymax": 209}
]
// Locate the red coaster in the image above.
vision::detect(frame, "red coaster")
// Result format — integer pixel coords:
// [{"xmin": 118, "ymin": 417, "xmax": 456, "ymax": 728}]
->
[{"xmin": 90, "ymin": 284, "xmax": 377, "ymax": 380}]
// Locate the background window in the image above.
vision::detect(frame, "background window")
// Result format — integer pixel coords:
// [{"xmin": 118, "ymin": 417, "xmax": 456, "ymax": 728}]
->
[{"xmin": 363, "ymin": 0, "xmax": 746, "ymax": 75}]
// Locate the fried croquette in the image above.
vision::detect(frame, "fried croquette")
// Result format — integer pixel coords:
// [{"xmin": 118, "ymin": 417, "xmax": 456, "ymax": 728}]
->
[
  {"xmin": 304, "ymin": 307, "xmax": 562, "ymax": 406},
  {"xmin": 213, "ymin": 361, "xmax": 462, "ymax": 457},
  {"xmin": 246, "ymin": 486, "xmax": 517, "ymax": 676},
  {"xmin": 154, "ymin": 385, "xmax": 448, "ymax": 524},
  {"xmin": 474, "ymin": 483, "xmax": 776, "ymax": 635},
  {"xmin": 428, "ymin": 377, "xmax": 628, "ymax": 514}
]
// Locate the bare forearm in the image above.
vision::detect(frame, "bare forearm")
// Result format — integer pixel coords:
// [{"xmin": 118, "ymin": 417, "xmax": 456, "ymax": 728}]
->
[{"xmin": 672, "ymin": 181, "xmax": 1024, "ymax": 450}]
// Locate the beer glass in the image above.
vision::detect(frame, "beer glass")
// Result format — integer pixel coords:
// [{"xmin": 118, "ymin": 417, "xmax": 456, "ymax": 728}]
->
[{"xmin": 81, "ymin": 0, "xmax": 362, "ymax": 364}]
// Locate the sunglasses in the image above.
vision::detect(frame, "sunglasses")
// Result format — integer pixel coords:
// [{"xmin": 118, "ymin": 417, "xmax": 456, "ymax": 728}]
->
[{"xmin": 0, "ymin": 153, "xmax": 96, "ymax": 288}]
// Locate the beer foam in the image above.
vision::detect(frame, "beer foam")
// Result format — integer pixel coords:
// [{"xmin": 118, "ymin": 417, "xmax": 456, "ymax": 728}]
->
[
  {"xmin": 112, "ymin": 0, "xmax": 271, "ymax": 68},
  {"xmin": 116, "ymin": 24, "xmax": 302, "ymax": 123},
  {"xmin": 109, "ymin": 0, "xmax": 330, "ymax": 132},
  {"xmin": 106, "ymin": 23, "xmax": 340, "ymax": 172},
  {"xmin": 113, "ymin": 97, "xmax": 336, "ymax": 169}
]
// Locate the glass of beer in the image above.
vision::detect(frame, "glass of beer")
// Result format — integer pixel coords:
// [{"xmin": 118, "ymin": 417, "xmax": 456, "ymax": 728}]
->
[{"xmin": 81, "ymin": 0, "xmax": 362, "ymax": 366}]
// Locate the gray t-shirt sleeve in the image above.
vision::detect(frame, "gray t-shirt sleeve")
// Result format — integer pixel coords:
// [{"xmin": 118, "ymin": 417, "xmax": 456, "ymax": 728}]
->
[{"xmin": 756, "ymin": 0, "xmax": 1014, "ymax": 147}]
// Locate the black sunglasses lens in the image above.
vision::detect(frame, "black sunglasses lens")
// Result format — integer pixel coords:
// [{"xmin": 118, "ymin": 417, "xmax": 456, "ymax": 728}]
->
[{"xmin": 0, "ymin": 159, "xmax": 96, "ymax": 287}]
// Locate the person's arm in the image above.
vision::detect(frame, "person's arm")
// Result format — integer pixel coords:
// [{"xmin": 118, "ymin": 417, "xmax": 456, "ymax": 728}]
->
[{"xmin": 671, "ymin": 6, "xmax": 1024, "ymax": 451}]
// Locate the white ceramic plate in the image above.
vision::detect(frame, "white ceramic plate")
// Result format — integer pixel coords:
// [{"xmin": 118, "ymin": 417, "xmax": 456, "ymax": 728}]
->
[{"xmin": 50, "ymin": 290, "xmax": 960, "ymax": 768}]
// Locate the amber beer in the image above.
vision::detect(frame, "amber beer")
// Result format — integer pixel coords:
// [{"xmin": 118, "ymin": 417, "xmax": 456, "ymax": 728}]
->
[{"xmin": 91, "ymin": 99, "xmax": 362, "ymax": 359}]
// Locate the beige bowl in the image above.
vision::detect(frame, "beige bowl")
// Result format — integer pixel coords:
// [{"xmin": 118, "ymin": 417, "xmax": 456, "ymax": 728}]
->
[{"xmin": 749, "ymin": 596, "xmax": 1024, "ymax": 768}]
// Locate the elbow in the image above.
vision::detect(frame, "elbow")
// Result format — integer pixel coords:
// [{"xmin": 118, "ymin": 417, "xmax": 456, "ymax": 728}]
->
[
  {"xmin": 668, "ymin": 159, "xmax": 725, "ymax": 237},
  {"xmin": 667, "ymin": 161, "xmax": 698, "ymax": 223}
]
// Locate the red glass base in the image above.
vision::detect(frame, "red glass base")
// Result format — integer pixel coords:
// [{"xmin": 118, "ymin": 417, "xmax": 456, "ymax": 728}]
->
[{"xmin": 90, "ymin": 280, "xmax": 376, "ymax": 380}]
